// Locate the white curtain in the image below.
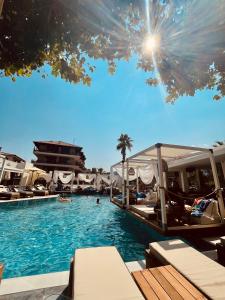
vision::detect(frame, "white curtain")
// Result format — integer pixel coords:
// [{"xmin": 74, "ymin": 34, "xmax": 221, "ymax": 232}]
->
[
  {"xmin": 114, "ymin": 161, "xmax": 159, "ymax": 185},
  {"xmin": 114, "ymin": 167, "xmax": 137, "ymax": 182},
  {"xmin": 4, "ymin": 171, "xmax": 11, "ymax": 180},
  {"xmin": 58, "ymin": 172, "xmax": 75, "ymax": 184},
  {"xmin": 96, "ymin": 175, "xmax": 101, "ymax": 190},
  {"xmin": 78, "ymin": 173, "xmax": 96, "ymax": 183},
  {"xmin": 53, "ymin": 171, "xmax": 59, "ymax": 184},
  {"xmin": 111, "ymin": 174, "xmax": 122, "ymax": 188},
  {"xmin": 138, "ymin": 162, "xmax": 159, "ymax": 184},
  {"xmin": 100, "ymin": 174, "xmax": 111, "ymax": 185},
  {"xmin": 95, "ymin": 174, "xmax": 111, "ymax": 190},
  {"xmin": 139, "ymin": 165, "xmax": 155, "ymax": 185}
]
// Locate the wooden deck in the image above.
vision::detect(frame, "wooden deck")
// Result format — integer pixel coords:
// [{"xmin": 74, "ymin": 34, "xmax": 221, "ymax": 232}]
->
[
  {"xmin": 132, "ymin": 265, "xmax": 207, "ymax": 300},
  {"xmin": 127, "ymin": 205, "xmax": 225, "ymax": 237},
  {"xmin": 111, "ymin": 198, "xmax": 225, "ymax": 237}
]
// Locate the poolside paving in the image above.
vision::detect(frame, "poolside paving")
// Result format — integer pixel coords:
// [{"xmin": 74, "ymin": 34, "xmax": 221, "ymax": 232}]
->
[
  {"xmin": 0, "ymin": 271, "xmax": 70, "ymax": 300},
  {"xmin": 0, "ymin": 285, "xmax": 70, "ymax": 300}
]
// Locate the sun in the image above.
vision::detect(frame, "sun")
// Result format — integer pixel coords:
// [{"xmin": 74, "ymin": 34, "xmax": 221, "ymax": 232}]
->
[{"xmin": 143, "ymin": 34, "xmax": 160, "ymax": 53}]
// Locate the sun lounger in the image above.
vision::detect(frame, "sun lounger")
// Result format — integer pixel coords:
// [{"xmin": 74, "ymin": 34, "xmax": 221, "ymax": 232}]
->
[
  {"xmin": 19, "ymin": 190, "xmax": 34, "ymax": 198},
  {"xmin": 130, "ymin": 205, "xmax": 155, "ymax": 219},
  {"xmin": 149, "ymin": 239, "xmax": 225, "ymax": 300},
  {"xmin": 35, "ymin": 185, "xmax": 49, "ymax": 195},
  {"xmin": 12, "ymin": 187, "xmax": 33, "ymax": 198},
  {"xmin": 215, "ymin": 236, "xmax": 225, "ymax": 266},
  {"xmin": 136, "ymin": 191, "xmax": 158, "ymax": 205},
  {"xmin": 0, "ymin": 186, "xmax": 20, "ymax": 200},
  {"xmin": 112, "ymin": 196, "xmax": 124, "ymax": 208},
  {"xmin": 73, "ymin": 246, "xmax": 144, "ymax": 300},
  {"xmin": 220, "ymin": 236, "xmax": 225, "ymax": 246},
  {"xmin": 27, "ymin": 186, "xmax": 49, "ymax": 196}
]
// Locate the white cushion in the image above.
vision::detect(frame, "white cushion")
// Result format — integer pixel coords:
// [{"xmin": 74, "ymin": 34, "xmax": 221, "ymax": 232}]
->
[
  {"xmin": 220, "ymin": 236, "xmax": 225, "ymax": 246},
  {"xmin": 74, "ymin": 246, "xmax": 144, "ymax": 300},
  {"xmin": 150, "ymin": 239, "xmax": 225, "ymax": 300},
  {"xmin": 0, "ymin": 186, "xmax": 8, "ymax": 192}
]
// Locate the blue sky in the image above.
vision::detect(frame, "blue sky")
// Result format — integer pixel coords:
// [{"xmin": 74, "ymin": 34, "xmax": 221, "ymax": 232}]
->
[{"xmin": 1, "ymin": 56, "xmax": 225, "ymax": 171}]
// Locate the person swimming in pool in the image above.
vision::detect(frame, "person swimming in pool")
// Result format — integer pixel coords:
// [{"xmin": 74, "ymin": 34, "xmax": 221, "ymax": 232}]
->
[
  {"xmin": 96, "ymin": 198, "xmax": 100, "ymax": 204},
  {"xmin": 59, "ymin": 196, "xmax": 71, "ymax": 203}
]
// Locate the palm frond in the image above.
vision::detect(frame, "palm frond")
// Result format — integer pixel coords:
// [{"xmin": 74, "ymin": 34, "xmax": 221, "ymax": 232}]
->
[
  {"xmin": 116, "ymin": 133, "xmax": 133, "ymax": 161},
  {"xmin": 213, "ymin": 140, "xmax": 225, "ymax": 147}
]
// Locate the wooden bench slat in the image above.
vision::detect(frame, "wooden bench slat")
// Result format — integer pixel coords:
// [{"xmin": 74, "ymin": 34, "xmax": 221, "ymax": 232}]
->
[
  {"xmin": 132, "ymin": 271, "xmax": 159, "ymax": 300},
  {"xmin": 141, "ymin": 269, "xmax": 172, "ymax": 300},
  {"xmin": 165, "ymin": 265, "xmax": 207, "ymax": 300},
  {"xmin": 0, "ymin": 263, "xmax": 4, "ymax": 284},
  {"xmin": 150, "ymin": 267, "xmax": 183, "ymax": 300},
  {"xmin": 157, "ymin": 266, "xmax": 197, "ymax": 300}
]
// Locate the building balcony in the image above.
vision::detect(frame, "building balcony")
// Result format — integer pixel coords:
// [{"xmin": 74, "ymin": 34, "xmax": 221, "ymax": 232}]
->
[
  {"xmin": 33, "ymin": 161, "xmax": 83, "ymax": 171},
  {"xmin": 0, "ymin": 157, "xmax": 25, "ymax": 173},
  {"xmin": 33, "ymin": 150, "xmax": 82, "ymax": 160}
]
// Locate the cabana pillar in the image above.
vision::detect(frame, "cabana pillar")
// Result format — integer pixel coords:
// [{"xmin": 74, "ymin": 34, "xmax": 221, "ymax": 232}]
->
[
  {"xmin": 122, "ymin": 162, "xmax": 125, "ymax": 206},
  {"xmin": 126, "ymin": 160, "xmax": 130, "ymax": 209},
  {"xmin": 156, "ymin": 144, "xmax": 167, "ymax": 230},
  {"xmin": 179, "ymin": 169, "xmax": 188, "ymax": 193},
  {"xmin": 0, "ymin": 155, "xmax": 6, "ymax": 184},
  {"xmin": 136, "ymin": 167, "xmax": 139, "ymax": 193},
  {"xmin": 0, "ymin": 0, "xmax": 4, "ymax": 18},
  {"xmin": 221, "ymin": 161, "xmax": 225, "ymax": 181},
  {"xmin": 209, "ymin": 150, "xmax": 225, "ymax": 222},
  {"xmin": 163, "ymin": 172, "xmax": 168, "ymax": 189},
  {"xmin": 110, "ymin": 167, "xmax": 113, "ymax": 202},
  {"xmin": 195, "ymin": 169, "xmax": 201, "ymax": 190}
]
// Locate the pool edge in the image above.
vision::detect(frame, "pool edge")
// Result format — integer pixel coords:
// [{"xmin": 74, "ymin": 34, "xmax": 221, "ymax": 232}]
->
[{"xmin": 0, "ymin": 270, "xmax": 69, "ymax": 295}]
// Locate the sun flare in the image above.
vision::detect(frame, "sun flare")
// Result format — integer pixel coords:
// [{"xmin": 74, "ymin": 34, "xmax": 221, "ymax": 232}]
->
[{"xmin": 143, "ymin": 34, "xmax": 160, "ymax": 53}]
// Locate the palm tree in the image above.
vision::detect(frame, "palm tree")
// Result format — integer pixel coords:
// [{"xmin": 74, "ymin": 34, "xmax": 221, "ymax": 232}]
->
[
  {"xmin": 213, "ymin": 140, "xmax": 225, "ymax": 147},
  {"xmin": 116, "ymin": 134, "xmax": 133, "ymax": 205},
  {"xmin": 116, "ymin": 134, "xmax": 133, "ymax": 162}
]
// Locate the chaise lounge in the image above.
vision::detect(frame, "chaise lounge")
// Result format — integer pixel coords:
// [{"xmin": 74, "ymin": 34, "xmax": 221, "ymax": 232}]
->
[
  {"xmin": 147, "ymin": 239, "xmax": 225, "ymax": 300},
  {"xmin": 11, "ymin": 186, "xmax": 34, "ymax": 198},
  {"xmin": 27, "ymin": 185, "xmax": 49, "ymax": 196},
  {"xmin": 0, "ymin": 185, "xmax": 20, "ymax": 200},
  {"xmin": 73, "ymin": 246, "xmax": 144, "ymax": 300}
]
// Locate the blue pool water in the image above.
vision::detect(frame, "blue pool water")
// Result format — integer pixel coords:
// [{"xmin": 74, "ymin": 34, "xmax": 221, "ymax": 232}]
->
[{"xmin": 0, "ymin": 196, "xmax": 168, "ymax": 278}]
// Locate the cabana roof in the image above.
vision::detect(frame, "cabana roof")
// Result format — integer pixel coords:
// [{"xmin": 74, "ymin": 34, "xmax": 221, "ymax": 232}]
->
[{"xmin": 112, "ymin": 143, "xmax": 210, "ymax": 169}]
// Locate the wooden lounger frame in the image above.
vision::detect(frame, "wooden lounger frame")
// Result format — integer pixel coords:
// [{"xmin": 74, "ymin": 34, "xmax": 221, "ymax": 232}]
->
[{"xmin": 132, "ymin": 265, "xmax": 207, "ymax": 300}]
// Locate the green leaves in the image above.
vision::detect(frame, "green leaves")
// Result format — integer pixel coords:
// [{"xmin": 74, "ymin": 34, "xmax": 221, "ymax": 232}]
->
[
  {"xmin": 1, "ymin": 0, "xmax": 225, "ymax": 102},
  {"xmin": 108, "ymin": 62, "xmax": 116, "ymax": 75},
  {"xmin": 146, "ymin": 78, "xmax": 158, "ymax": 86}
]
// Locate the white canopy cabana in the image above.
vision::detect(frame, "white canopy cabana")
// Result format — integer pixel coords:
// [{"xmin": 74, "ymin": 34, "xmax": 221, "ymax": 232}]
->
[
  {"xmin": 52, "ymin": 171, "xmax": 75, "ymax": 184},
  {"xmin": 110, "ymin": 143, "xmax": 225, "ymax": 231},
  {"xmin": 77, "ymin": 173, "xmax": 96, "ymax": 184},
  {"xmin": 77, "ymin": 173, "xmax": 113, "ymax": 190}
]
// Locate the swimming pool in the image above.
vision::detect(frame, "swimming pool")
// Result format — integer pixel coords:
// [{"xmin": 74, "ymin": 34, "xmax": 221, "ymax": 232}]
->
[{"xmin": 0, "ymin": 196, "xmax": 168, "ymax": 278}]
